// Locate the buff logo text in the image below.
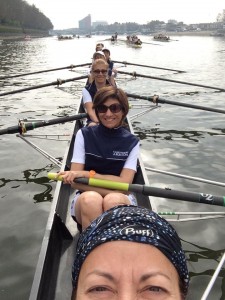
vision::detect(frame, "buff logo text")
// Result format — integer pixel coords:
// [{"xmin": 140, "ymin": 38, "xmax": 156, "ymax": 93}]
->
[{"xmin": 120, "ymin": 226, "xmax": 154, "ymax": 237}]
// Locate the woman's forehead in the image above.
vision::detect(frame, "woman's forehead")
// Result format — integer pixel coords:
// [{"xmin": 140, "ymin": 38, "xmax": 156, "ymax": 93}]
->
[{"xmin": 93, "ymin": 62, "xmax": 107, "ymax": 68}]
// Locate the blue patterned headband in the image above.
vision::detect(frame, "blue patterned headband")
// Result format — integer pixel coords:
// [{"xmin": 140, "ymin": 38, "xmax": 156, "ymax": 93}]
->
[{"xmin": 72, "ymin": 205, "xmax": 189, "ymax": 294}]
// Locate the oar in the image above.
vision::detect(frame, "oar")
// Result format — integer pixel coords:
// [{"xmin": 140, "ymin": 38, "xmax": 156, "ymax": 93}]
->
[
  {"xmin": 0, "ymin": 63, "xmax": 91, "ymax": 80},
  {"xmin": 0, "ymin": 75, "xmax": 88, "ymax": 97},
  {"xmin": 141, "ymin": 41, "xmax": 163, "ymax": 46},
  {"xmin": 114, "ymin": 60, "xmax": 185, "ymax": 73},
  {"xmin": 0, "ymin": 113, "xmax": 88, "ymax": 135},
  {"xmin": 118, "ymin": 70, "xmax": 225, "ymax": 92},
  {"xmin": 126, "ymin": 92, "xmax": 225, "ymax": 115},
  {"xmin": 200, "ymin": 252, "xmax": 225, "ymax": 300},
  {"xmin": 47, "ymin": 174, "xmax": 225, "ymax": 207}
]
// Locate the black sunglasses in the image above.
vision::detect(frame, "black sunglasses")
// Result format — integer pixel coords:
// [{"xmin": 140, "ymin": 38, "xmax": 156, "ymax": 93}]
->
[
  {"xmin": 93, "ymin": 69, "xmax": 108, "ymax": 74},
  {"xmin": 96, "ymin": 103, "xmax": 123, "ymax": 113}
]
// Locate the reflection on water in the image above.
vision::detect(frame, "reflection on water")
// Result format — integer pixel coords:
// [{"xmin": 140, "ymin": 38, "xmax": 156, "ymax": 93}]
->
[
  {"xmin": 135, "ymin": 126, "xmax": 225, "ymax": 142},
  {"xmin": 0, "ymin": 165, "xmax": 54, "ymax": 203},
  {"xmin": 1, "ymin": 35, "xmax": 225, "ymax": 299},
  {"xmin": 183, "ymin": 239, "xmax": 225, "ymax": 300}
]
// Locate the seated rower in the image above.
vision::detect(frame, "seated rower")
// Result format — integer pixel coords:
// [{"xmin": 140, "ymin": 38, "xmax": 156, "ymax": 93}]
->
[
  {"xmin": 87, "ymin": 50, "xmax": 116, "ymax": 87},
  {"xmin": 83, "ymin": 58, "xmax": 111, "ymax": 126},
  {"xmin": 71, "ymin": 205, "xmax": 190, "ymax": 300},
  {"xmin": 95, "ymin": 42, "xmax": 104, "ymax": 51},
  {"xmin": 87, "ymin": 51, "xmax": 106, "ymax": 85},
  {"xmin": 58, "ymin": 86, "xmax": 140, "ymax": 230},
  {"xmin": 102, "ymin": 48, "xmax": 117, "ymax": 86}
]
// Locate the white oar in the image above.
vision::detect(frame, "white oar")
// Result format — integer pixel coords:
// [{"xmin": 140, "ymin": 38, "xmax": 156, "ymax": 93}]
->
[
  {"xmin": 145, "ymin": 167, "xmax": 225, "ymax": 188},
  {"xmin": 201, "ymin": 252, "xmax": 225, "ymax": 300},
  {"xmin": 17, "ymin": 135, "xmax": 62, "ymax": 167}
]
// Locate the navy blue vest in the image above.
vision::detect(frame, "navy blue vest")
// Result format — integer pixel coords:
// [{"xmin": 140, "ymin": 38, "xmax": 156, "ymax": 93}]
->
[{"xmin": 81, "ymin": 124, "xmax": 139, "ymax": 175}]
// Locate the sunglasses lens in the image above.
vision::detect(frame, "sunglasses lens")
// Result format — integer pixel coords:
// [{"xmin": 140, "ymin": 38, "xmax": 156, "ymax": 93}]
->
[
  {"xmin": 93, "ymin": 69, "xmax": 107, "ymax": 74},
  {"xmin": 97, "ymin": 105, "xmax": 107, "ymax": 113},
  {"xmin": 110, "ymin": 104, "xmax": 122, "ymax": 113},
  {"xmin": 97, "ymin": 104, "xmax": 122, "ymax": 113}
]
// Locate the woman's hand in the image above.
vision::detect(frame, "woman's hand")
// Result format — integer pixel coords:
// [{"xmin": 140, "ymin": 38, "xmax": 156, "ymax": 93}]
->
[{"xmin": 57, "ymin": 170, "xmax": 87, "ymax": 184}]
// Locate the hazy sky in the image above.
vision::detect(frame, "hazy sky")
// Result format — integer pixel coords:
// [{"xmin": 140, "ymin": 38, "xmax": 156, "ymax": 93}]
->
[{"xmin": 26, "ymin": 0, "xmax": 225, "ymax": 29}]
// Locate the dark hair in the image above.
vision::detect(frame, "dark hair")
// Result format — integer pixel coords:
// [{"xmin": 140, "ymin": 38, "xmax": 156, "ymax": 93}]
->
[
  {"xmin": 93, "ymin": 86, "xmax": 129, "ymax": 124},
  {"xmin": 102, "ymin": 48, "xmax": 110, "ymax": 55}
]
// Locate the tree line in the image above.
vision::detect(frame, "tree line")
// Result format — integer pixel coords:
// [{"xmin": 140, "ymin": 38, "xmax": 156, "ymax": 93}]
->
[{"xmin": 0, "ymin": 0, "xmax": 53, "ymax": 31}]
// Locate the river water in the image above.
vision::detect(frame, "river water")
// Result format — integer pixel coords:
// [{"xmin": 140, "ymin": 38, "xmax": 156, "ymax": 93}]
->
[{"xmin": 0, "ymin": 35, "xmax": 225, "ymax": 299}]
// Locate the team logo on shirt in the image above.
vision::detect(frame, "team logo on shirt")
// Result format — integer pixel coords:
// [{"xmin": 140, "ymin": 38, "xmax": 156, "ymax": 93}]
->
[{"xmin": 113, "ymin": 151, "xmax": 128, "ymax": 157}]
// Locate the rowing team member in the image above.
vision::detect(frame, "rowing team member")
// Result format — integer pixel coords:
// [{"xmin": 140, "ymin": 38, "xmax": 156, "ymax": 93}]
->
[
  {"xmin": 87, "ymin": 49, "xmax": 117, "ymax": 87},
  {"xmin": 58, "ymin": 86, "xmax": 139, "ymax": 230},
  {"xmin": 71, "ymin": 205, "xmax": 190, "ymax": 299},
  {"xmin": 83, "ymin": 58, "xmax": 111, "ymax": 126},
  {"xmin": 84, "ymin": 48, "xmax": 117, "ymax": 125}
]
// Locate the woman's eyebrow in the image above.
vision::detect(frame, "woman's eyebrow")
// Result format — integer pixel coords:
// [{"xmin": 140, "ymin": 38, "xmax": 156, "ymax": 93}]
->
[
  {"xmin": 86, "ymin": 270, "xmax": 117, "ymax": 282},
  {"xmin": 140, "ymin": 272, "xmax": 171, "ymax": 283}
]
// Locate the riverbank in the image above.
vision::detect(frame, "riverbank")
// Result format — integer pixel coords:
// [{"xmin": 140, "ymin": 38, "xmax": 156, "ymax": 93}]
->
[
  {"xmin": 0, "ymin": 34, "xmax": 49, "ymax": 40},
  {"xmin": 0, "ymin": 25, "xmax": 50, "ymax": 40},
  {"xmin": 169, "ymin": 30, "xmax": 224, "ymax": 36}
]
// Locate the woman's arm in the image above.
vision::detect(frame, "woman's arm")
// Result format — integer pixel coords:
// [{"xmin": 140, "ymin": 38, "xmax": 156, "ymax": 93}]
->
[{"xmin": 84, "ymin": 102, "xmax": 99, "ymax": 123}]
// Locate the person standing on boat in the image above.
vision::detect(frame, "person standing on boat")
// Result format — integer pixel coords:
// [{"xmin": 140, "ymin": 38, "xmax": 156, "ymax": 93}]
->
[
  {"xmin": 83, "ymin": 58, "xmax": 111, "ymax": 126},
  {"xmin": 58, "ymin": 86, "xmax": 140, "ymax": 230},
  {"xmin": 71, "ymin": 205, "xmax": 189, "ymax": 299}
]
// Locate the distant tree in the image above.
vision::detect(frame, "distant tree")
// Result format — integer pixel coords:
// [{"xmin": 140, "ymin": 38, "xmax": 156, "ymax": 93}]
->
[
  {"xmin": 146, "ymin": 20, "xmax": 165, "ymax": 31},
  {"xmin": 217, "ymin": 9, "xmax": 225, "ymax": 22},
  {"xmin": 0, "ymin": 0, "xmax": 53, "ymax": 30}
]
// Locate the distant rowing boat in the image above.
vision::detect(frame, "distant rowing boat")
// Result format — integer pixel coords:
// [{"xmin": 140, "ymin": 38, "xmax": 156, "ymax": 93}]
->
[
  {"xmin": 58, "ymin": 35, "xmax": 74, "ymax": 40},
  {"xmin": 126, "ymin": 41, "xmax": 142, "ymax": 48},
  {"xmin": 126, "ymin": 35, "xmax": 142, "ymax": 48},
  {"xmin": 153, "ymin": 33, "xmax": 170, "ymax": 42}
]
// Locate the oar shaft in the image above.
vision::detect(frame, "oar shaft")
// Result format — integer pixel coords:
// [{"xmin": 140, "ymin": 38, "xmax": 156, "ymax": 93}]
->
[
  {"xmin": 0, "ymin": 75, "xmax": 88, "ymax": 97},
  {"xmin": 141, "ymin": 185, "xmax": 225, "ymax": 206},
  {"xmin": 126, "ymin": 93, "xmax": 225, "ymax": 115},
  {"xmin": 114, "ymin": 60, "xmax": 185, "ymax": 73},
  {"xmin": 0, "ymin": 63, "xmax": 91, "ymax": 80},
  {"xmin": 0, "ymin": 113, "xmax": 87, "ymax": 135},
  {"xmin": 119, "ymin": 71, "xmax": 225, "ymax": 92},
  {"xmin": 63, "ymin": 176, "xmax": 225, "ymax": 207},
  {"xmin": 47, "ymin": 175, "xmax": 225, "ymax": 207}
]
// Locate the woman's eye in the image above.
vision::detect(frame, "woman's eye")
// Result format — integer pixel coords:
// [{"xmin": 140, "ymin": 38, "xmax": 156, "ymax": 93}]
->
[
  {"xmin": 141, "ymin": 286, "xmax": 169, "ymax": 300},
  {"xmin": 88, "ymin": 286, "xmax": 112, "ymax": 294},
  {"xmin": 92, "ymin": 286, "xmax": 107, "ymax": 292},
  {"xmin": 148, "ymin": 286, "xmax": 163, "ymax": 292}
]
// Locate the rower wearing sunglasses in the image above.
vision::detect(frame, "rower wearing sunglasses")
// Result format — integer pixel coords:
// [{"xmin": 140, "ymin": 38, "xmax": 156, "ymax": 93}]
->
[
  {"xmin": 82, "ymin": 58, "xmax": 112, "ymax": 126},
  {"xmin": 58, "ymin": 86, "xmax": 140, "ymax": 231}
]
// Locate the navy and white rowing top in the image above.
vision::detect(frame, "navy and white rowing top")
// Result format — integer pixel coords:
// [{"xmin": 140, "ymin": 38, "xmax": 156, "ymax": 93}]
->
[{"xmin": 71, "ymin": 124, "xmax": 139, "ymax": 175}]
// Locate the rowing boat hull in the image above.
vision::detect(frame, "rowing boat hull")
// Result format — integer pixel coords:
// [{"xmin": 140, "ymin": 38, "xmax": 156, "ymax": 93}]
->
[
  {"xmin": 29, "ymin": 101, "xmax": 152, "ymax": 299},
  {"xmin": 126, "ymin": 41, "xmax": 142, "ymax": 48}
]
